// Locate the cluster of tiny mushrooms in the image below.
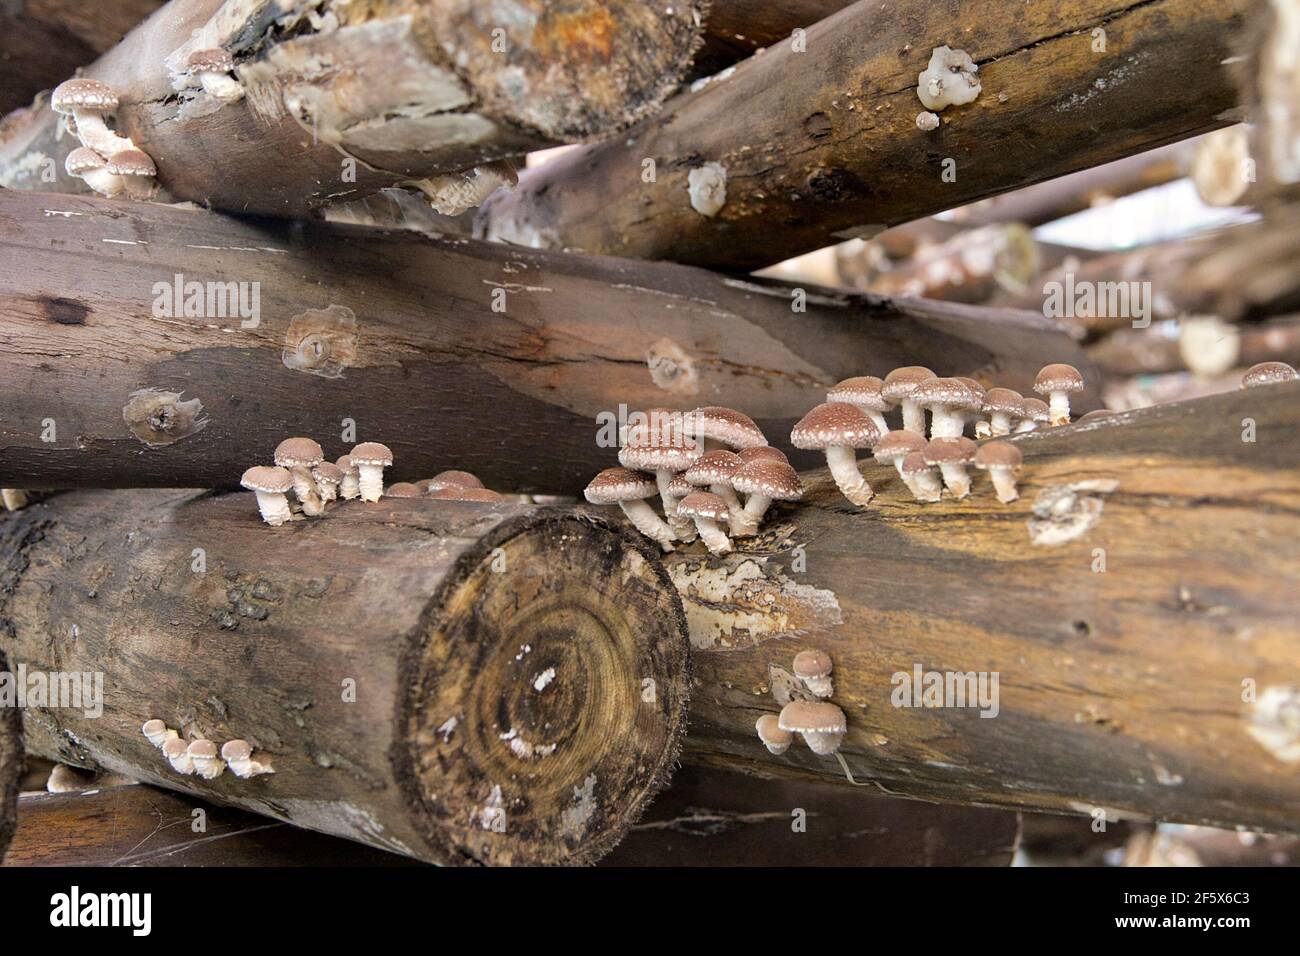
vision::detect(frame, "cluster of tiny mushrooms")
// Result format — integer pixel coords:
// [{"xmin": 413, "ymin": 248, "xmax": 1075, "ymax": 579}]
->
[
  {"xmin": 583, "ymin": 363, "xmax": 1105, "ymax": 556},
  {"xmin": 141, "ymin": 719, "xmax": 272, "ymax": 780},
  {"xmin": 240, "ymin": 437, "xmax": 501, "ymax": 526}
]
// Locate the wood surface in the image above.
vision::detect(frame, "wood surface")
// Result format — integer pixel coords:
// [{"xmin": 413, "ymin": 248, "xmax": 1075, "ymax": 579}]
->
[{"xmin": 0, "ymin": 649, "xmax": 20, "ymax": 863}]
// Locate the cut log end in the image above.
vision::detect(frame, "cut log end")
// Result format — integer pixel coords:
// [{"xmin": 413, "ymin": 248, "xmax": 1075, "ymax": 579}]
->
[
  {"xmin": 397, "ymin": 511, "xmax": 690, "ymax": 865},
  {"xmin": 0, "ymin": 649, "xmax": 20, "ymax": 863}
]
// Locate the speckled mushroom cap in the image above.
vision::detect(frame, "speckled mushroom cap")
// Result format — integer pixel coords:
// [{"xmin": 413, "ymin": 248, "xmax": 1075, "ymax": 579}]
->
[
  {"xmin": 873, "ymin": 429, "xmax": 926, "ymax": 463},
  {"xmin": 241, "ymin": 465, "xmax": 293, "ymax": 493},
  {"xmin": 792, "ymin": 649, "xmax": 832, "ymax": 680},
  {"xmin": 881, "ymin": 366, "xmax": 936, "ymax": 403},
  {"xmin": 584, "ymin": 467, "xmax": 657, "ymax": 504},
  {"xmin": 312, "ymin": 462, "xmax": 343, "ymax": 486},
  {"xmin": 974, "ymin": 441, "xmax": 1022, "ymax": 470},
  {"xmin": 349, "ymin": 442, "xmax": 393, "ymax": 466},
  {"xmin": 186, "ymin": 48, "xmax": 234, "ymax": 73},
  {"xmin": 676, "ymin": 491, "xmax": 730, "ymax": 521},
  {"xmin": 221, "ymin": 740, "xmax": 252, "ymax": 762},
  {"xmin": 685, "ymin": 449, "xmax": 742, "ymax": 486},
  {"xmin": 900, "ymin": 451, "xmax": 932, "ymax": 478},
  {"xmin": 666, "ymin": 474, "xmax": 694, "ymax": 498},
  {"xmin": 827, "ymin": 376, "xmax": 889, "ymax": 412},
  {"xmin": 1034, "ymin": 363, "xmax": 1084, "ymax": 394},
  {"xmin": 924, "ymin": 437, "xmax": 977, "ymax": 465},
  {"xmin": 187, "ymin": 739, "xmax": 219, "ymax": 759},
  {"xmin": 275, "ymin": 437, "xmax": 324, "ymax": 468},
  {"xmin": 688, "ymin": 406, "xmax": 766, "ymax": 449},
  {"xmin": 778, "ymin": 700, "xmax": 847, "ymax": 735},
  {"xmin": 618, "ymin": 439, "xmax": 701, "ymax": 473},
  {"xmin": 336, "ymin": 455, "xmax": 356, "ymax": 472},
  {"xmin": 982, "ymin": 387, "xmax": 1024, "ymax": 415},
  {"xmin": 791, "ymin": 402, "xmax": 880, "ymax": 450},
  {"xmin": 51, "ymin": 78, "xmax": 118, "ymax": 113},
  {"xmin": 625, "ymin": 407, "xmax": 685, "ymax": 446},
  {"xmin": 738, "ymin": 445, "xmax": 789, "ymax": 465},
  {"xmin": 65, "ymin": 147, "xmax": 106, "ymax": 175},
  {"xmin": 425, "ymin": 469, "xmax": 483, "ymax": 492},
  {"xmin": 731, "ymin": 459, "xmax": 804, "ymax": 500},
  {"xmin": 1242, "ymin": 361, "xmax": 1299, "ymax": 388},
  {"xmin": 910, "ymin": 377, "xmax": 982, "ymax": 412},
  {"xmin": 430, "ymin": 486, "xmax": 503, "ymax": 502},
  {"xmin": 954, "ymin": 377, "xmax": 987, "ymax": 403},
  {"xmin": 106, "ymin": 149, "xmax": 157, "ymax": 178},
  {"xmin": 1018, "ymin": 398, "xmax": 1050, "ymax": 423},
  {"xmin": 386, "ymin": 482, "xmax": 423, "ymax": 498}
]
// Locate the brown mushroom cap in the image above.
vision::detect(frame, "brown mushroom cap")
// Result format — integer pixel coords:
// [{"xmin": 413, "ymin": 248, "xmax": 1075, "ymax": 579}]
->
[
  {"xmin": 1034, "ymin": 363, "xmax": 1084, "ymax": 394},
  {"xmin": 688, "ymin": 406, "xmax": 766, "ymax": 449},
  {"xmin": 778, "ymin": 700, "xmax": 847, "ymax": 735},
  {"xmin": 910, "ymin": 377, "xmax": 982, "ymax": 411},
  {"xmin": 241, "ymin": 465, "xmax": 293, "ymax": 493},
  {"xmin": 881, "ymin": 366, "xmax": 937, "ymax": 403},
  {"xmin": 738, "ymin": 445, "xmax": 789, "ymax": 465},
  {"xmin": 873, "ymin": 429, "xmax": 927, "ymax": 463},
  {"xmin": 792, "ymin": 649, "xmax": 833, "ymax": 680},
  {"xmin": 161, "ymin": 738, "xmax": 190, "ymax": 759},
  {"xmin": 186, "ymin": 48, "xmax": 234, "ymax": 73},
  {"xmin": 336, "ymin": 455, "xmax": 356, "ymax": 473},
  {"xmin": 618, "ymin": 440, "xmax": 701, "ymax": 473},
  {"xmin": 625, "ymin": 407, "xmax": 686, "ymax": 446},
  {"xmin": 974, "ymin": 441, "xmax": 1022, "ymax": 469},
  {"xmin": 275, "ymin": 437, "xmax": 324, "ymax": 468},
  {"xmin": 676, "ymin": 490, "xmax": 730, "ymax": 521},
  {"xmin": 982, "ymin": 387, "xmax": 1024, "ymax": 415},
  {"xmin": 220, "ymin": 739, "xmax": 252, "ymax": 762},
  {"xmin": 730, "ymin": 459, "xmax": 804, "ymax": 500},
  {"xmin": 685, "ymin": 449, "xmax": 742, "ymax": 486},
  {"xmin": 756, "ymin": 714, "xmax": 793, "ymax": 748},
  {"xmin": 584, "ymin": 467, "xmax": 658, "ymax": 504},
  {"xmin": 425, "ymin": 469, "xmax": 483, "ymax": 492},
  {"xmin": 900, "ymin": 450, "xmax": 932, "ymax": 478},
  {"xmin": 1242, "ymin": 361, "xmax": 1299, "ymax": 388},
  {"xmin": 349, "ymin": 441, "xmax": 394, "ymax": 466},
  {"xmin": 187, "ymin": 739, "xmax": 219, "ymax": 759},
  {"xmin": 106, "ymin": 149, "xmax": 157, "ymax": 178},
  {"xmin": 666, "ymin": 474, "xmax": 694, "ymax": 498},
  {"xmin": 1078, "ymin": 409, "xmax": 1116, "ymax": 422},
  {"xmin": 924, "ymin": 437, "xmax": 977, "ymax": 465},
  {"xmin": 827, "ymin": 376, "xmax": 889, "ymax": 411},
  {"xmin": 386, "ymin": 482, "xmax": 423, "ymax": 498},
  {"xmin": 430, "ymin": 486, "xmax": 504, "ymax": 502},
  {"xmin": 51, "ymin": 78, "xmax": 118, "ymax": 113},
  {"xmin": 65, "ymin": 147, "xmax": 106, "ymax": 175},
  {"xmin": 790, "ymin": 402, "xmax": 880, "ymax": 450},
  {"xmin": 1018, "ymin": 397, "xmax": 1050, "ymax": 423},
  {"xmin": 312, "ymin": 462, "xmax": 344, "ymax": 485}
]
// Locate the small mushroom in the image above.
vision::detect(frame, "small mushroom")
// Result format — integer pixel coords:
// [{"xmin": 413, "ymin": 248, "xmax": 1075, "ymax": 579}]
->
[
  {"xmin": 64, "ymin": 147, "xmax": 125, "ymax": 197},
  {"xmin": 162, "ymin": 737, "xmax": 195, "ymax": 775},
  {"xmin": 827, "ymin": 376, "xmax": 890, "ymax": 433},
  {"xmin": 755, "ymin": 714, "xmax": 794, "ymax": 755},
  {"xmin": 1242, "ymin": 361, "xmax": 1299, "ymax": 388},
  {"xmin": 584, "ymin": 467, "xmax": 676, "ymax": 552},
  {"xmin": 924, "ymin": 437, "xmax": 977, "ymax": 498},
  {"xmin": 424, "ymin": 470, "xmax": 483, "ymax": 495},
  {"xmin": 50, "ymin": 78, "xmax": 134, "ymax": 157},
  {"xmin": 386, "ymin": 482, "xmax": 423, "ymax": 498},
  {"xmin": 778, "ymin": 700, "xmax": 848, "ymax": 756},
  {"xmin": 349, "ymin": 442, "xmax": 394, "ymax": 502},
  {"xmin": 105, "ymin": 149, "xmax": 158, "ymax": 200},
  {"xmin": 910, "ymin": 377, "xmax": 980, "ymax": 439},
  {"xmin": 221, "ymin": 740, "xmax": 274, "ymax": 778},
  {"xmin": 684, "ymin": 449, "xmax": 745, "ymax": 525},
  {"xmin": 981, "ymin": 387, "xmax": 1024, "ymax": 437},
  {"xmin": 901, "ymin": 450, "xmax": 943, "ymax": 502},
  {"xmin": 187, "ymin": 739, "xmax": 225, "ymax": 779},
  {"xmin": 730, "ymin": 458, "xmax": 804, "ymax": 536},
  {"xmin": 793, "ymin": 649, "xmax": 834, "ymax": 698},
  {"xmin": 916, "ymin": 110, "xmax": 940, "ymax": 131},
  {"xmin": 688, "ymin": 406, "xmax": 766, "ymax": 450},
  {"xmin": 141, "ymin": 719, "xmax": 178, "ymax": 749},
  {"xmin": 881, "ymin": 366, "xmax": 936, "ymax": 435},
  {"xmin": 917, "ymin": 46, "xmax": 982, "ymax": 112},
  {"xmin": 1014, "ymin": 397, "xmax": 1050, "ymax": 432},
  {"xmin": 687, "ymin": 162, "xmax": 727, "ymax": 217},
  {"xmin": 240, "ymin": 465, "xmax": 294, "ymax": 526},
  {"xmin": 873, "ymin": 430, "xmax": 927, "ymax": 499},
  {"xmin": 312, "ymin": 461, "xmax": 343, "ymax": 502},
  {"xmin": 790, "ymin": 402, "xmax": 879, "ymax": 506},
  {"xmin": 676, "ymin": 491, "xmax": 734, "ymax": 554},
  {"xmin": 335, "ymin": 455, "xmax": 361, "ymax": 500},
  {"xmin": 618, "ymin": 435, "xmax": 702, "ymax": 541},
  {"xmin": 184, "ymin": 47, "xmax": 243, "ymax": 102},
  {"xmin": 974, "ymin": 441, "xmax": 1023, "ymax": 503},
  {"xmin": 1034, "ymin": 363, "xmax": 1085, "ymax": 426},
  {"xmin": 737, "ymin": 445, "xmax": 789, "ymax": 465},
  {"xmin": 275, "ymin": 437, "xmax": 325, "ymax": 515}
]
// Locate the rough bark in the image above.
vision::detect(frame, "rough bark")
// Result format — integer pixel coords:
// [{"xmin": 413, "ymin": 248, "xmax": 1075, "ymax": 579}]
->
[
  {"xmin": 0, "ymin": 649, "xmax": 20, "ymax": 863},
  {"xmin": 478, "ymin": 0, "xmax": 1246, "ymax": 272},
  {"xmin": 602, "ymin": 765, "xmax": 1020, "ymax": 865},
  {"xmin": 0, "ymin": 494, "xmax": 691, "ymax": 866},
  {"xmin": 694, "ymin": 0, "xmax": 851, "ymax": 78},
  {"xmin": 0, "ymin": 0, "xmax": 706, "ymax": 216},
  {"xmin": 0, "ymin": 189, "xmax": 1096, "ymax": 491},
  {"xmin": 669, "ymin": 383, "xmax": 1300, "ymax": 832}
]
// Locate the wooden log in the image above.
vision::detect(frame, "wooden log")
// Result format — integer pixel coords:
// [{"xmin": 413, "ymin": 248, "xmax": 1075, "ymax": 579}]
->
[
  {"xmin": 602, "ymin": 765, "xmax": 1020, "ymax": 865},
  {"xmin": 0, "ymin": 494, "xmax": 691, "ymax": 865},
  {"xmin": 4, "ymin": 783, "xmax": 418, "ymax": 866},
  {"xmin": 865, "ymin": 224, "xmax": 1040, "ymax": 304},
  {"xmin": 1088, "ymin": 315, "xmax": 1300, "ymax": 377},
  {"xmin": 0, "ymin": 0, "xmax": 706, "ymax": 216},
  {"xmin": 668, "ymin": 383, "xmax": 1300, "ymax": 832},
  {"xmin": 478, "ymin": 0, "xmax": 1246, "ymax": 272},
  {"xmin": 694, "ymin": 0, "xmax": 851, "ymax": 78},
  {"xmin": 0, "ymin": 649, "xmax": 20, "ymax": 863},
  {"xmin": 0, "ymin": 188, "xmax": 1097, "ymax": 492}
]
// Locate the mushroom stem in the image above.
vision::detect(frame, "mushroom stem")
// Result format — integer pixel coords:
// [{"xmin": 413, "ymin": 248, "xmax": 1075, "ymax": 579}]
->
[
  {"xmin": 929, "ymin": 409, "xmax": 963, "ymax": 439},
  {"xmin": 289, "ymin": 466, "xmax": 324, "ymax": 515},
  {"xmin": 692, "ymin": 516, "xmax": 733, "ymax": 555},
  {"xmin": 618, "ymin": 500, "xmax": 676, "ymax": 552},
  {"xmin": 1048, "ymin": 391, "xmax": 1072, "ymax": 426},
  {"xmin": 710, "ymin": 482, "xmax": 745, "ymax": 525},
  {"xmin": 912, "ymin": 467, "xmax": 944, "ymax": 502},
  {"xmin": 252, "ymin": 490, "xmax": 292, "ymax": 527},
  {"xmin": 357, "ymin": 464, "xmax": 385, "ymax": 502},
  {"xmin": 865, "ymin": 410, "xmax": 888, "ymax": 433},
  {"xmin": 71, "ymin": 111, "xmax": 134, "ymax": 158},
  {"xmin": 989, "ymin": 411, "xmax": 1014, "ymax": 437},
  {"xmin": 824, "ymin": 445, "xmax": 873, "ymax": 506},
  {"xmin": 901, "ymin": 400, "xmax": 926, "ymax": 435},
  {"xmin": 990, "ymin": 468, "xmax": 1020, "ymax": 503},
  {"xmin": 1014, "ymin": 419, "xmax": 1038, "ymax": 433},
  {"xmin": 655, "ymin": 469, "xmax": 695, "ymax": 541},
  {"xmin": 733, "ymin": 493, "xmax": 771, "ymax": 537},
  {"xmin": 79, "ymin": 167, "xmax": 127, "ymax": 198},
  {"xmin": 339, "ymin": 473, "xmax": 361, "ymax": 500},
  {"xmin": 937, "ymin": 462, "xmax": 971, "ymax": 498},
  {"xmin": 802, "ymin": 730, "xmax": 846, "ymax": 756}
]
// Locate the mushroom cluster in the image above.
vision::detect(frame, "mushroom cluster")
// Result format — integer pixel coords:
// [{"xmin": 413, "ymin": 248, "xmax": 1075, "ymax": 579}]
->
[
  {"xmin": 51, "ymin": 78, "xmax": 159, "ymax": 200},
  {"xmin": 755, "ymin": 649, "xmax": 847, "ymax": 757},
  {"xmin": 142, "ymin": 719, "xmax": 274, "ymax": 780},
  {"xmin": 584, "ymin": 406, "xmax": 803, "ymax": 554},
  {"xmin": 240, "ymin": 436, "xmax": 502, "ymax": 526}
]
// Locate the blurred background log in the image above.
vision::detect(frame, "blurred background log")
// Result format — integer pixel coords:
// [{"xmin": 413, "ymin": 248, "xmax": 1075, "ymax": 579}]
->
[
  {"xmin": 0, "ymin": 649, "xmax": 20, "ymax": 863},
  {"xmin": 479, "ymin": 0, "xmax": 1246, "ymax": 272},
  {"xmin": 669, "ymin": 383, "xmax": 1300, "ymax": 832},
  {"xmin": 1088, "ymin": 314, "xmax": 1300, "ymax": 378},
  {"xmin": 0, "ymin": 0, "xmax": 706, "ymax": 216},
  {"xmin": 0, "ymin": 189, "xmax": 1095, "ymax": 491},
  {"xmin": 0, "ymin": 495, "xmax": 690, "ymax": 866}
]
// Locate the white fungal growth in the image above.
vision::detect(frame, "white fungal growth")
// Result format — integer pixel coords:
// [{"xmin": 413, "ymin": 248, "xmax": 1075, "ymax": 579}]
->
[
  {"xmin": 436, "ymin": 715, "xmax": 459, "ymax": 742},
  {"xmin": 916, "ymin": 111, "xmax": 940, "ymax": 131},
  {"xmin": 1247, "ymin": 686, "xmax": 1300, "ymax": 763},
  {"xmin": 533, "ymin": 667, "xmax": 556, "ymax": 691},
  {"xmin": 687, "ymin": 162, "xmax": 727, "ymax": 217},
  {"xmin": 917, "ymin": 46, "xmax": 982, "ymax": 111}
]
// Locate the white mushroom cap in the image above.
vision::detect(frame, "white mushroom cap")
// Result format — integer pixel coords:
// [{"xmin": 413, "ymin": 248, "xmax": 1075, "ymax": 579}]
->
[
  {"xmin": 687, "ymin": 406, "xmax": 766, "ymax": 449},
  {"xmin": 1034, "ymin": 363, "xmax": 1085, "ymax": 395},
  {"xmin": 241, "ymin": 465, "xmax": 293, "ymax": 494},
  {"xmin": 756, "ymin": 714, "xmax": 794, "ymax": 755},
  {"xmin": 790, "ymin": 402, "xmax": 880, "ymax": 450},
  {"xmin": 584, "ymin": 467, "xmax": 657, "ymax": 504},
  {"xmin": 51, "ymin": 78, "xmax": 118, "ymax": 114}
]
